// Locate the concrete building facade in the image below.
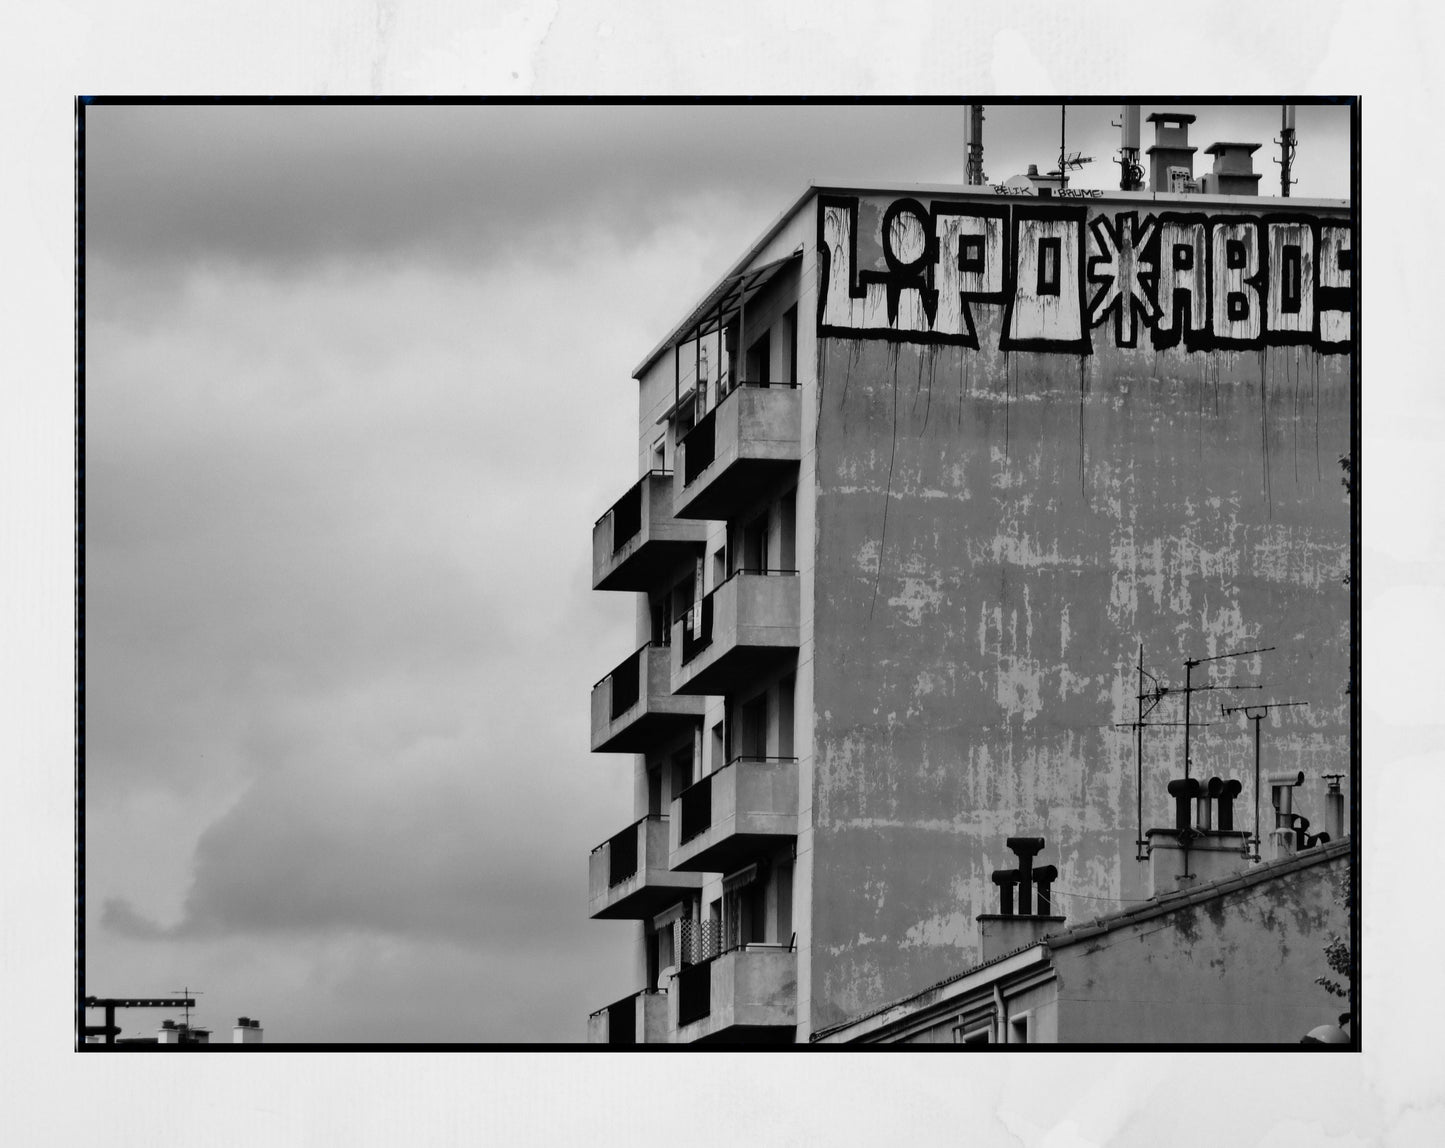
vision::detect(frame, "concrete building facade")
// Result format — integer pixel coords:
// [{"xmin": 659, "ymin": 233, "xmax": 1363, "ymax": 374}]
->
[
  {"xmin": 814, "ymin": 836, "xmax": 1351, "ymax": 1044},
  {"xmin": 587, "ymin": 135, "xmax": 1353, "ymax": 1043}
]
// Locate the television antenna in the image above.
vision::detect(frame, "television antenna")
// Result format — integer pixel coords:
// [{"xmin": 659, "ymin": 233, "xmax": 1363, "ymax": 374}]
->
[
  {"xmin": 169, "ymin": 986, "xmax": 204, "ymax": 1028},
  {"xmin": 1117, "ymin": 643, "xmax": 1271, "ymax": 860},
  {"xmin": 1221, "ymin": 700, "xmax": 1309, "ymax": 859},
  {"xmin": 1055, "ymin": 104, "xmax": 1094, "ymax": 190}
]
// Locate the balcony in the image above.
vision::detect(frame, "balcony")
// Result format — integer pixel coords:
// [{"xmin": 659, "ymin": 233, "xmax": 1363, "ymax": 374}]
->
[
  {"xmin": 671, "ymin": 571, "xmax": 800, "ymax": 696},
  {"xmin": 669, "ymin": 756, "xmax": 799, "ymax": 873},
  {"xmin": 589, "ymin": 814, "xmax": 702, "ymax": 920},
  {"xmin": 671, "ymin": 946, "xmax": 797, "ymax": 1043},
  {"xmin": 592, "ymin": 470, "xmax": 709, "ymax": 592},
  {"xmin": 587, "ymin": 990, "xmax": 670, "ymax": 1045},
  {"xmin": 592, "ymin": 642, "xmax": 705, "ymax": 754},
  {"xmin": 673, "ymin": 383, "xmax": 801, "ymax": 521}
]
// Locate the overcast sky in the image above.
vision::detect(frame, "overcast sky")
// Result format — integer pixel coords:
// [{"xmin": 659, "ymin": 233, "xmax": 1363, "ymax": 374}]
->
[{"xmin": 84, "ymin": 100, "xmax": 1352, "ymax": 1043}]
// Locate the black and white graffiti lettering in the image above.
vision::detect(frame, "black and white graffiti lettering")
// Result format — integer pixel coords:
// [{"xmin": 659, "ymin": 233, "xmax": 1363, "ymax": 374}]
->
[
  {"xmin": 818, "ymin": 194, "xmax": 1352, "ymax": 355},
  {"xmin": 1086, "ymin": 212, "xmax": 1158, "ymax": 349}
]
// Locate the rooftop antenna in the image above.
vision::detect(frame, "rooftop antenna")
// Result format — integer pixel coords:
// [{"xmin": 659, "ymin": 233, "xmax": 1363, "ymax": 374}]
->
[
  {"xmin": 1111, "ymin": 104, "xmax": 1144, "ymax": 190},
  {"xmin": 1054, "ymin": 104, "xmax": 1094, "ymax": 190},
  {"xmin": 169, "ymin": 986, "xmax": 204, "ymax": 1029},
  {"xmin": 1180, "ymin": 646, "xmax": 1273, "ymax": 780},
  {"xmin": 1118, "ymin": 643, "xmax": 1271, "ymax": 860},
  {"xmin": 965, "ymin": 104, "xmax": 986, "ymax": 186},
  {"xmin": 1220, "ymin": 700, "xmax": 1308, "ymax": 859},
  {"xmin": 1274, "ymin": 104, "xmax": 1297, "ymax": 197},
  {"xmin": 83, "ymin": 994, "xmax": 196, "ymax": 1045},
  {"xmin": 1116, "ymin": 643, "xmax": 1199, "ymax": 861}
]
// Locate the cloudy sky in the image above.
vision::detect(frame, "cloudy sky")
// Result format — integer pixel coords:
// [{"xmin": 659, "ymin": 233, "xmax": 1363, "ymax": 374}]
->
[{"xmin": 82, "ymin": 100, "xmax": 1352, "ymax": 1043}]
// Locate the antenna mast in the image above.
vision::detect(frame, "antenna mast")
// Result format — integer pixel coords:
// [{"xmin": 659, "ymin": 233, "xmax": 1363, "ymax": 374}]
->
[
  {"xmin": 1275, "ymin": 104, "xmax": 1297, "ymax": 197},
  {"xmin": 965, "ymin": 104, "xmax": 986, "ymax": 186},
  {"xmin": 1221, "ymin": 700, "xmax": 1308, "ymax": 859}
]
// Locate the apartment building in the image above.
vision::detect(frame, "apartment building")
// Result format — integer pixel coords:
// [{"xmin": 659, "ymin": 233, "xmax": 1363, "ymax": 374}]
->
[{"xmin": 586, "ymin": 115, "xmax": 1353, "ymax": 1044}]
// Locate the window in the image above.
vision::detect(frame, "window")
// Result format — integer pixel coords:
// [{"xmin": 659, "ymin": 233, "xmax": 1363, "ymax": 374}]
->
[
  {"xmin": 1010, "ymin": 1013, "xmax": 1030, "ymax": 1044},
  {"xmin": 712, "ymin": 547, "xmax": 727, "ymax": 591},
  {"xmin": 954, "ymin": 1025, "xmax": 991, "ymax": 1044},
  {"xmin": 711, "ymin": 721, "xmax": 725, "ymax": 773},
  {"xmin": 653, "ymin": 435, "xmax": 666, "ymax": 471}
]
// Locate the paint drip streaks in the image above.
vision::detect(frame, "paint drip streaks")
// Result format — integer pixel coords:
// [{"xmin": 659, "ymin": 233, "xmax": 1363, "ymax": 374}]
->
[{"xmin": 869, "ymin": 349, "xmax": 901, "ymax": 623}]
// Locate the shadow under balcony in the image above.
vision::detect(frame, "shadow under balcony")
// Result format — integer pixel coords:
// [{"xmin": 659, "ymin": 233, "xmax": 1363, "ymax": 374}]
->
[
  {"xmin": 592, "ymin": 642, "xmax": 705, "ymax": 754},
  {"xmin": 668, "ymin": 755, "xmax": 799, "ymax": 873},
  {"xmin": 589, "ymin": 814, "xmax": 702, "ymax": 920},
  {"xmin": 670, "ymin": 571, "xmax": 800, "ymax": 697},
  {"xmin": 673, "ymin": 384, "xmax": 801, "ymax": 521},
  {"xmin": 670, "ymin": 946, "xmax": 797, "ymax": 1044},
  {"xmin": 587, "ymin": 989, "xmax": 669, "ymax": 1045},
  {"xmin": 592, "ymin": 470, "xmax": 709, "ymax": 592}
]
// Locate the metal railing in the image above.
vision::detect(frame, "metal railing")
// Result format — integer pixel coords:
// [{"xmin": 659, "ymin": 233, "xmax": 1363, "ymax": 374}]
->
[
  {"xmin": 593, "ymin": 469, "xmax": 672, "ymax": 547},
  {"xmin": 590, "ymin": 813, "xmax": 666, "ymax": 888},
  {"xmin": 679, "ymin": 569, "xmax": 796, "ymax": 668}
]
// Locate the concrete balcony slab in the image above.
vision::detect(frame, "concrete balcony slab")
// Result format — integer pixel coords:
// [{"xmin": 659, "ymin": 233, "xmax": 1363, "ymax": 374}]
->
[
  {"xmin": 673, "ymin": 385, "xmax": 801, "ymax": 521},
  {"xmin": 590, "ymin": 815, "xmax": 702, "ymax": 920}
]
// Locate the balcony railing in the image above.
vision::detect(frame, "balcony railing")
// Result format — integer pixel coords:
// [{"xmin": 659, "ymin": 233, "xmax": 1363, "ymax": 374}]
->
[
  {"xmin": 671, "ymin": 570, "xmax": 801, "ymax": 697},
  {"xmin": 670, "ymin": 942, "xmax": 799, "ymax": 1042},
  {"xmin": 591, "ymin": 470, "xmax": 708, "ymax": 593},
  {"xmin": 589, "ymin": 815, "xmax": 702, "ymax": 920},
  {"xmin": 587, "ymin": 989, "xmax": 669, "ymax": 1045},
  {"xmin": 673, "ymin": 382, "xmax": 802, "ymax": 521},
  {"xmin": 669, "ymin": 755, "xmax": 801, "ymax": 873},
  {"xmin": 591, "ymin": 641, "xmax": 704, "ymax": 755}
]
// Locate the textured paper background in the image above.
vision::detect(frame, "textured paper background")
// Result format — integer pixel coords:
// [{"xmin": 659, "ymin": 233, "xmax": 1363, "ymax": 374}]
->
[{"xmin": 4, "ymin": 1, "xmax": 1438, "ymax": 1141}]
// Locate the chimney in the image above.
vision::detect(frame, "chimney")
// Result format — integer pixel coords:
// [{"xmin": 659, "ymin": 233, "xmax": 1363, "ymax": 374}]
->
[
  {"xmin": 976, "ymin": 835, "xmax": 1066, "ymax": 961},
  {"xmin": 233, "ymin": 1017, "xmax": 264, "ymax": 1045},
  {"xmin": 1323, "ymin": 774, "xmax": 1346, "ymax": 841},
  {"xmin": 1146, "ymin": 776, "xmax": 1251, "ymax": 894},
  {"xmin": 1199, "ymin": 142, "xmax": 1264, "ymax": 196},
  {"xmin": 1146, "ymin": 112, "xmax": 1198, "ymax": 193},
  {"xmin": 1267, "ymin": 770, "xmax": 1330, "ymax": 858}
]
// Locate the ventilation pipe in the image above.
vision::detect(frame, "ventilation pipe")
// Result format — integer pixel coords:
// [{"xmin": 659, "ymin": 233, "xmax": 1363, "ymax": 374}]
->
[{"xmin": 976, "ymin": 836, "xmax": 1066, "ymax": 961}]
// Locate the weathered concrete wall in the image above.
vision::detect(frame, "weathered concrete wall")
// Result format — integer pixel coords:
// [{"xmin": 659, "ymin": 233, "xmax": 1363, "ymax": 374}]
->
[
  {"xmin": 809, "ymin": 191, "xmax": 1351, "ymax": 1032},
  {"xmin": 1053, "ymin": 848, "xmax": 1348, "ymax": 1042}
]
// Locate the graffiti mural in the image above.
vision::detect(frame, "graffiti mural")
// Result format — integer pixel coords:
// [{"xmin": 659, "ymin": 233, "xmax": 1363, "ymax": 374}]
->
[{"xmin": 816, "ymin": 194, "xmax": 1352, "ymax": 354}]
